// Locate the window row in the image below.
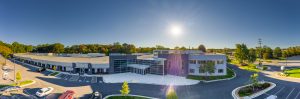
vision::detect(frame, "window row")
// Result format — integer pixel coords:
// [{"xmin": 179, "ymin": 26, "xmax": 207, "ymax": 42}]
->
[
  {"xmin": 189, "ymin": 69, "xmax": 224, "ymax": 73},
  {"xmin": 189, "ymin": 60, "xmax": 224, "ymax": 64}
]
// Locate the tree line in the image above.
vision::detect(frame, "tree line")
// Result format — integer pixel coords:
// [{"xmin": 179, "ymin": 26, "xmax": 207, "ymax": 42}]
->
[{"xmin": 234, "ymin": 43, "xmax": 300, "ymax": 65}]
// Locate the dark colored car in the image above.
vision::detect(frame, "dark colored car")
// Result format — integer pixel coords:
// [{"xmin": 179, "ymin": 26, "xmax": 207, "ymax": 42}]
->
[
  {"xmin": 89, "ymin": 91, "xmax": 102, "ymax": 99},
  {"xmin": 37, "ymin": 67, "xmax": 46, "ymax": 72},
  {"xmin": 59, "ymin": 90, "xmax": 75, "ymax": 99}
]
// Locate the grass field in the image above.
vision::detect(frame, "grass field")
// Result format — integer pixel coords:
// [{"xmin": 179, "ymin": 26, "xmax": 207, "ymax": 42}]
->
[
  {"xmin": 285, "ymin": 68, "xmax": 300, "ymax": 78},
  {"xmin": 187, "ymin": 68, "xmax": 235, "ymax": 81}
]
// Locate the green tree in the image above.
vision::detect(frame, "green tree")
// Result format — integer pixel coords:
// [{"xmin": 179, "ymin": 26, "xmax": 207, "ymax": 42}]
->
[
  {"xmin": 16, "ymin": 71, "xmax": 22, "ymax": 85},
  {"xmin": 263, "ymin": 53, "xmax": 269, "ymax": 60},
  {"xmin": 234, "ymin": 44, "xmax": 249, "ymax": 64},
  {"xmin": 51, "ymin": 43, "xmax": 65, "ymax": 53},
  {"xmin": 247, "ymin": 48, "xmax": 257, "ymax": 63},
  {"xmin": 273, "ymin": 47, "xmax": 282, "ymax": 58},
  {"xmin": 199, "ymin": 61, "xmax": 215, "ymax": 80},
  {"xmin": 250, "ymin": 73, "xmax": 259, "ymax": 90},
  {"xmin": 198, "ymin": 44, "xmax": 206, "ymax": 52},
  {"xmin": 166, "ymin": 86, "xmax": 178, "ymax": 99},
  {"xmin": 0, "ymin": 45, "xmax": 13, "ymax": 58},
  {"xmin": 282, "ymin": 50, "xmax": 288, "ymax": 58},
  {"xmin": 120, "ymin": 81, "xmax": 130, "ymax": 96}
]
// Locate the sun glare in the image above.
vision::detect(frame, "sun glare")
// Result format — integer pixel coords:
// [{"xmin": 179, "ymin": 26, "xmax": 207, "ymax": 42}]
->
[{"xmin": 169, "ymin": 25, "xmax": 183, "ymax": 37}]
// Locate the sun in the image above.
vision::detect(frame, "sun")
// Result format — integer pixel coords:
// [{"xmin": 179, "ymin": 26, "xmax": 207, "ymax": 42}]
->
[{"xmin": 169, "ymin": 25, "xmax": 183, "ymax": 37}]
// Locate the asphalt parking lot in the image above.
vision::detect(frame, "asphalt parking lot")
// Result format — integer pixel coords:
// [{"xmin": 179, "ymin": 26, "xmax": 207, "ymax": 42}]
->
[
  {"xmin": 55, "ymin": 73, "xmax": 104, "ymax": 84},
  {"xmin": 255, "ymin": 83, "xmax": 300, "ymax": 99}
]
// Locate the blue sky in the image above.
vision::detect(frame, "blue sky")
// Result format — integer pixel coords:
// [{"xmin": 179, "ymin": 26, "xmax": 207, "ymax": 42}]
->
[{"xmin": 0, "ymin": 0, "xmax": 299, "ymax": 48}]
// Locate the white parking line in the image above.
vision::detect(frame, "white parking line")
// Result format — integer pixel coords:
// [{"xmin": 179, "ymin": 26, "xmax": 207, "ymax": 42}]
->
[
  {"xmin": 83, "ymin": 76, "xmax": 86, "ymax": 82},
  {"xmin": 275, "ymin": 87, "xmax": 285, "ymax": 95},
  {"xmin": 286, "ymin": 88, "xmax": 295, "ymax": 99},
  {"xmin": 295, "ymin": 91, "xmax": 300, "ymax": 99}
]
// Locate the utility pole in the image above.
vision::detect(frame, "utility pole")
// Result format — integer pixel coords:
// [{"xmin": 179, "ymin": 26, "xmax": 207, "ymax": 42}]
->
[
  {"xmin": 14, "ymin": 59, "xmax": 16, "ymax": 83},
  {"xmin": 258, "ymin": 38, "xmax": 262, "ymax": 67}
]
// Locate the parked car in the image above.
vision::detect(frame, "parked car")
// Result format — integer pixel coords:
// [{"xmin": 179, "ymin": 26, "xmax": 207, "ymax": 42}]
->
[
  {"xmin": 0, "ymin": 86, "xmax": 21, "ymax": 92},
  {"xmin": 89, "ymin": 91, "xmax": 102, "ymax": 99},
  {"xmin": 36, "ymin": 87, "xmax": 54, "ymax": 97},
  {"xmin": 59, "ymin": 90, "xmax": 75, "ymax": 99},
  {"xmin": 37, "ymin": 67, "xmax": 46, "ymax": 72}
]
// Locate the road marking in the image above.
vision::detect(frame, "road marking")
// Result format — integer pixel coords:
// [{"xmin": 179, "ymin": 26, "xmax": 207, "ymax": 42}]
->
[
  {"xmin": 83, "ymin": 76, "xmax": 86, "ymax": 82},
  {"xmin": 286, "ymin": 88, "xmax": 295, "ymax": 99},
  {"xmin": 295, "ymin": 91, "xmax": 300, "ymax": 99},
  {"xmin": 275, "ymin": 87, "xmax": 285, "ymax": 95}
]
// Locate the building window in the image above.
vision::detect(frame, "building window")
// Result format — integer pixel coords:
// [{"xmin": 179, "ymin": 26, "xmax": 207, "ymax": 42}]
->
[
  {"xmin": 217, "ymin": 60, "xmax": 224, "ymax": 64},
  {"xmin": 218, "ymin": 69, "xmax": 224, "ymax": 73},
  {"xmin": 189, "ymin": 60, "xmax": 196, "ymax": 64},
  {"xmin": 189, "ymin": 69, "xmax": 195, "ymax": 73},
  {"xmin": 197, "ymin": 60, "xmax": 206, "ymax": 64}
]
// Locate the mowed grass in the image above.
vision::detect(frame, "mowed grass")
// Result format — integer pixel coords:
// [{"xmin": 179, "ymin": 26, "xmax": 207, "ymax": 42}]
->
[
  {"xmin": 285, "ymin": 68, "xmax": 300, "ymax": 78},
  {"xmin": 0, "ymin": 80, "xmax": 34, "ymax": 90},
  {"xmin": 230, "ymin": 59, "xmax": 260, "ymax": 72},
  {"xmin": 10, "ymin": 80, "xmax": 34, "ymax": 86},
  {"xmin": 187, "ymin": 68, "xmax": 235, "ymax": 81}
]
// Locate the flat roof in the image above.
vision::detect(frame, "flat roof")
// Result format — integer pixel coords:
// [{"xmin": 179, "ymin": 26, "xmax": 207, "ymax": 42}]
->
[{"xmin": 14, "ymin": 53, "xmax": 109, "ymax": 64}]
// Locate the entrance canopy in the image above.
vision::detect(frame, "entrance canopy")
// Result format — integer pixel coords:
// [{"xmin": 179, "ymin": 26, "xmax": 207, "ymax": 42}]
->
[{"xmin": 127, "ymin": 64, "xmax": 150, "ymax": 70}]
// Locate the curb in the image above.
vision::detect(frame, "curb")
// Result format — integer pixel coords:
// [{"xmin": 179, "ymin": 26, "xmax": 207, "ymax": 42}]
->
[
  {"xmin": 103, "ymin": 94, "xmax": 159, "ymax": 99},
  {"xmin": 232, "ymin": 81, "xmax": 276, "ymax": 99}
]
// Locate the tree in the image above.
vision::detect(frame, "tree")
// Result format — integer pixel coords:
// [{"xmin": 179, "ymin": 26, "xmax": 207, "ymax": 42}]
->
[
  {"xmin": 0, "ymin": 45, "xmax": 13, "ymax": 58},
  {"xmin": 16, "ymin": 71, "xmax": 22, "ymax": 85},
  {"xmin": 199, "ymin": 61, "xmax": 215, "ymax": 80},
  {"xmin": 234, "ymin": 44, "xmax": 249, "ymax": 64},
  {"xmin": 247, "ymin": 48, "xmax": 257, "ymax": 63},
  {"xmin": 273, "ymin": 47, "xmax": 282, "ymax": 58},
  {"xmin": 263, "ymin": 53, "xmax": 269, "ymax": 60},
  {"xmin": 120, "ymin": 81, "xmax": 130, "ymax": 96},
  {"xmin": 262, "ymin": 46, "xmax": 273, "ymax": 59},
  {"xmin": 51, "ymin": 43, "xmax": 64, "ymax": 53},
  {"xmin": 198, "ymin": 44, "xmax": 206, "ymax": 52},
  {"xmin": 250, "ymin": 73, "xmax": 259, "ymax": 90},
  {"xmin": 282, "ymin": 50, "xmax": 288, "ymax": 58},
  {"xmin": 166, "ymin": 85, "xmax": 178, "ymax": 99}
]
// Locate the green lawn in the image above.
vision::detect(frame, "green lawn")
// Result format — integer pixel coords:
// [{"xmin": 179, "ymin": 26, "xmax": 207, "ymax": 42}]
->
[
  {"xmin": 49, "ymin": 72, "xmax": 59, "ymax": 76},
  {"xmin": 10, "ymin": 80, "xmax": 34, "ymax": 86},
  {"xmin": 285, "ymin": 68, "xmax": 300, "ymax": 78},
  {"xmin": 230, "ymin": 59, "xmax": 260, "ymax": 72},
  {"xmin": 187, "ymin": 68, "xmax": 235, "ymax": 81},
  {"xmin": 106, "ymin": 96, "xmax": 151, "ymax": 99}
]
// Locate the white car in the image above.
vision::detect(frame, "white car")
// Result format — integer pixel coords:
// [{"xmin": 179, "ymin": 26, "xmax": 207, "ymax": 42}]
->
[{"xmin": 36, "ymin": 87, "xmax": 54, "ymax": 97}]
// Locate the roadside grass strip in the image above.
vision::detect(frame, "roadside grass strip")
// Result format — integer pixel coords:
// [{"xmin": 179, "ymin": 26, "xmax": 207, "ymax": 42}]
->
[{"xmin": 285, "ymin": 68, "xmax": 300, "ymax": 78}]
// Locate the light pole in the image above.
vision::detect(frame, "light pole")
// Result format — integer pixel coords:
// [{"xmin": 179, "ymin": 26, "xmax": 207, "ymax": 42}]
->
[{"xmin": 258, "ymin": 38, "xmax": 262, "ymax": 68}]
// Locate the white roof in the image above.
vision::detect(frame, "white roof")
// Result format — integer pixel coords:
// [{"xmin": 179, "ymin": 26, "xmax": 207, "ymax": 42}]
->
[{"xmin": 127, "ymin": 64, "xmax": 150, "ymax": 70}]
